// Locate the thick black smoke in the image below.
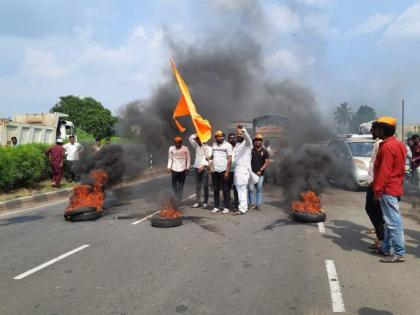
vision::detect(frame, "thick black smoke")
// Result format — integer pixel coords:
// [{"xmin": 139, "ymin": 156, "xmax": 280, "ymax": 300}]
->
[
  {"xmin": 276, "ymin": 145, "xmax": 343, "ymax": 203},
  {"xmin": 76, "ymin": 143, "xmax": 147, "ymax": 188},
  {"xmin": 113, "ymin": 1, "xmax": 341, "ymax": 200}
]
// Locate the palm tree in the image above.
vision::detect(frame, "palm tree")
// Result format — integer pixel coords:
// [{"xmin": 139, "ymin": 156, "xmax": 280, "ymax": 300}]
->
[{"xmin": 334, "ymin": 102, "xmax": 353, "ymax": 133}]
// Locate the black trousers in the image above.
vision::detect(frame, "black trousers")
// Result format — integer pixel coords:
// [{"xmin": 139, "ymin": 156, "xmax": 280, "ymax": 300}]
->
[
  {"xmin": 212, "ymin": 171, "xmax": 230, "ymax": 209},
  {"xmin": 228, "ymin": 172, "xmax": 239, "ymax": 209},
  {"xmin": 195, "ymin": 169, "xmax": 209, "ymax": 204},
  {"xmin": 365, "ymin": 185, "xmax": 385, "ymax": 241},
  {"xmin": 171, "ymin": 170, "xmax": 186, "ymax": 202},
  {"xmin": 65, "ymin": 160, "xmax": 79, "ymax": 182}
]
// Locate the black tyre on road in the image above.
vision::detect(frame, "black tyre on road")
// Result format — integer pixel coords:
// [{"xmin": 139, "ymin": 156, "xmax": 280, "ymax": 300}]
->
[
  {"xmin": 151, "ymin": 216, "xmax": 183, "ymax": 228},
  {"xmin": 292, "ymin": 211, "xmax": 326, "ymax": 223},
  {"xmin": 64, "ymin": 206, "xmax": 102, "ymax": 222}
]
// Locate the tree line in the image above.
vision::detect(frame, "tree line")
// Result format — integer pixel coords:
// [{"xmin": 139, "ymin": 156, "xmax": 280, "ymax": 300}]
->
[{"xmin": 333, "ymin": 103, "xmax": 377, "ymax": 133}]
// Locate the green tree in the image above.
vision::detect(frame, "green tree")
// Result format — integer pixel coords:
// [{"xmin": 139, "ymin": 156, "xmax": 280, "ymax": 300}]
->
[
  {"xmin": 334, "ymin": 102, "xmax": 353, "ymax": 133},
  {"xmin": 350, "ymin": 105, "xmax": 377, "ymax": 132},
  {"xmin": 50, "ymin": 96, "xmax": 117, "ymax": 139}
]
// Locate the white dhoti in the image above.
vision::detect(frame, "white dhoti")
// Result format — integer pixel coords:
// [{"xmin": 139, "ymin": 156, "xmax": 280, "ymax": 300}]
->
[{"xmin": 234, "ymin": 166, "xmax": 259, "ymax": 213}]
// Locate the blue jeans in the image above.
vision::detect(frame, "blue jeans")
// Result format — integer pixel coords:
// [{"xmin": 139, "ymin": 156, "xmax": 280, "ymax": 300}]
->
[
  {"xmin": 380, "ymin": 194, "xmax": 405, "ymax": 257},
  {"xmin": 249, "ymin": 176, "xmax": 264, "ymax": 206}
]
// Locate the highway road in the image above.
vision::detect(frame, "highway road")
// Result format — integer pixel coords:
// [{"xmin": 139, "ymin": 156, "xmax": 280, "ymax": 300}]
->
[{"xmin": 0, "ymin": 175, "xmax": 419, "ymax": 315}]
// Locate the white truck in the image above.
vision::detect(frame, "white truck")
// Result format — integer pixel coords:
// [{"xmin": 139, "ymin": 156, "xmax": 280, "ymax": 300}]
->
[{"xmin": 0, "ymin": 112, "xmax": 75, "ymax": 146}]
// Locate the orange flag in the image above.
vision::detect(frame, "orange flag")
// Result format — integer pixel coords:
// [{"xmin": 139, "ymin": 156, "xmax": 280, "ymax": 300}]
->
[{"xmin": 170, "ymin": 59, "xmax": 212, "ymax": 142}]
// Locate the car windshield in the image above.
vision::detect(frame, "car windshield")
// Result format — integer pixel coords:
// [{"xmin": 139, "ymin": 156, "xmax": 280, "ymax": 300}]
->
[{"xmin": 347, "ymin": 142, "xmax": 374, "ymax": 157}]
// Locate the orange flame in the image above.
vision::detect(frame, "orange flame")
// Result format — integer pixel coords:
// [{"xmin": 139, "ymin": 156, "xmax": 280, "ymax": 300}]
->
[
  {"xmin": 66, "ymin": 169, "xmax": 108, "ymax": 212},
  {"xmin": 292, "ymin": 191, "xmax": 322, "ymax": 213},
  {"xmin": 159, "ymin": 199, "xmax": 182, "ymax": 218}
]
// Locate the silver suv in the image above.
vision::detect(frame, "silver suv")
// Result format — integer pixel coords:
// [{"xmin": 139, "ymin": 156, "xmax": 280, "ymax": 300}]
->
[{"xmin": 328, "ymin": 135, "xmax": 375, "ymax": 190}]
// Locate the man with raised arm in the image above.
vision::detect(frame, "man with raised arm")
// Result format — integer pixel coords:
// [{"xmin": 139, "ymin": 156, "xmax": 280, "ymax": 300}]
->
[{"xmin": 233, "ymin": 125, "xmax": 258, "ymax": 215}]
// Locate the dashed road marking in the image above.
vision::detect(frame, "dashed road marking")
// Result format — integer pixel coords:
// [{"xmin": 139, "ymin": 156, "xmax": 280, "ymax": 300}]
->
[
  {"xmin": 14, "ymin": 244, "xmax": 90, "ymax": 280},
  {"xmin": 325, "ymin": 259, "xmax": 345, "ymax": 312},
  {"xmin": 318, "ymin": 222, "xmax": 326, "ymax": 233},
  {"xmin": 131, "ymin": 211, "xmax": 160, "ymax": 225},
  {"xmin": 131, "ymin": 194, "xmax": 196, "ymax": 225}
]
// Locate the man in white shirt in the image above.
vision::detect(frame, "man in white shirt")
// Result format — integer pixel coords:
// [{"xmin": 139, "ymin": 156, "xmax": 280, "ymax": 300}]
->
[
  {"xmin": 233, "ymin": 126, "xmax": 258, "ymax": 215},
  {"xmin": 210, "ymin": 131, "xmax": 233, "ymax": 214},
  {"xmin": 167, "ymin": 136, "xmax": 191, "ymax": 203},
  {"xmin": 189, "ymin": 134, "xmax": 212, "ymax": 209},
  {"xmin": 365, "ymin": 121, "xmax": 384, "ymax": 249},
  {"xmin": 63, "ymin": 136, "xmax": 84, "ymax": 182}
]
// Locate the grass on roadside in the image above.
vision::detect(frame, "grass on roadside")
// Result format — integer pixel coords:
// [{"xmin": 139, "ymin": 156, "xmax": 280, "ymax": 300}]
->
[{"xmin": 0, "ymin": 179, "xmax": 75, "ymax": 202}]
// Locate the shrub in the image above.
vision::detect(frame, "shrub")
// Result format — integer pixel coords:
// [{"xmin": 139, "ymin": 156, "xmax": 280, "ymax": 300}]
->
[{"xmin": 0, "ymin": 144, "xmax": 49, "ymax": 192}]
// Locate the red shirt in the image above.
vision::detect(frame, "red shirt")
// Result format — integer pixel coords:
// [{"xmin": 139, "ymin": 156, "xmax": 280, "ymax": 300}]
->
[{"xmin": 373, "ymin": 136, "xmax": 407, "ymax": 197}]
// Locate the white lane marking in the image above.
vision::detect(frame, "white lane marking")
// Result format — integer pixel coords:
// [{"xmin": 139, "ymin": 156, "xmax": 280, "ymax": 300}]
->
[
  {"xmin": 325, "ymin": 260, "xmax": 345, "ymax": 313},
  {"xmin": 131, "ymin": 194, "xmax": 196, "ymax": 225},
  {"xmin": 318, "ymin": 222, "xmax": 326, "ymax": 233},
  {"xmin": 131, "ymin": 211, "xmax": 160, "ymax": 225},
  {"xmin": 0, "ymin": 199, "xmax": 68, "ymax": 218},
  {"xmin": 14, "ymin": 244, "xmax": 90, "ymax": 280}
]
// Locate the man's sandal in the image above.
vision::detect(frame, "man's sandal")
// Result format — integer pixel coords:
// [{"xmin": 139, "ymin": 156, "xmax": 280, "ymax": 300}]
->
[
  {"xmin": 379, "ymin": 256, "xmax": 405, "ymax": 263},
  {"xmin": 232, "ymin": 211, "xmax": 245, "ymax": 215}
]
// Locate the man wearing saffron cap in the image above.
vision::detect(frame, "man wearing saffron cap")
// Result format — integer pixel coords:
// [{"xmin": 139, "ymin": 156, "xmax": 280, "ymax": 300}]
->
[
  {"xmin": 233, "ymin": 125, "xmax": 259, "ymax": 215},
  {"xmin": 167, "ymin": 136, "xmax": 191, "ymax": 204},
  {"xmin": 249, "ymin": 134, "xmax": 270, "ymax": 210},
  {"xmin": 189, "ymin": 133, "xmax": 212, "ymax": 209},
  {"xmin": 373, "ymin": 116, "xmax": 407, "ymax": 263},
  {"xmin": 210, "ymin": 130, "xmax": 233, "ymax": 214}
]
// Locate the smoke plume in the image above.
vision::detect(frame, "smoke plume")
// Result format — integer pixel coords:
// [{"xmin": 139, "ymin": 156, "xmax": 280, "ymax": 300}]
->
[
  {"xmin": 69, "ymin": 0, "xmax": 344, "ymax": 202},
  {"xmin": 114, "ymin": 1, "xmax": 338, "ymax": 200}
]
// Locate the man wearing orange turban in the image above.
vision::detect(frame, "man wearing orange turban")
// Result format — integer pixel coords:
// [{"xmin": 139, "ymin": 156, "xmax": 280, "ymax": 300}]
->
[{"xmin": 373, "ymin": 116, "xmax": 407, "ymax": 263}]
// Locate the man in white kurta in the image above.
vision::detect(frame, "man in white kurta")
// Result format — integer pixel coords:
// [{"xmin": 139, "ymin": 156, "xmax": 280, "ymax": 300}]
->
[{"xmin": 233, "ymin": 126, "xmax": 258, "ymax": 214}]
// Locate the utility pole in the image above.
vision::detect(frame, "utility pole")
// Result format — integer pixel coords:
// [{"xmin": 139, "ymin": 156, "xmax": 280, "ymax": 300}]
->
[{"xmin": 401, "ymin": 99, "xmax": 405, "ymax": 141}]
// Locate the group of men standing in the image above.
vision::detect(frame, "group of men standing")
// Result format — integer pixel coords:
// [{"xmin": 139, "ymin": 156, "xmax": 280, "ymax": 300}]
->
[
  {"xmin": 45, "ymin": 136, "xmax": 84, "ymax": 188},
  {"xmin": 365, "ymin": 116, "xmax": 409, "ymax": 263},
  {"xmin": 167, "ymin": 126, "xmax": 270, "ymax": 215}
]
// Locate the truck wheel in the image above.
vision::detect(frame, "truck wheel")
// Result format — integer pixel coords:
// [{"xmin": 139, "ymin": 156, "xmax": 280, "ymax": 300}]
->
[
  {"xmin": 292, "ymin": 211, "xmax": 326, "ymax": 223},
  {"xmin": 151, "ymin": 216, "xmax": 183, "ymax": 228}
]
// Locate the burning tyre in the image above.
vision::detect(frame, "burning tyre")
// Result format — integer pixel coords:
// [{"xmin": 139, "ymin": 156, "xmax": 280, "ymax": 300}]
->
[
  {"xmin": 151, "ymin": 199, "xmax": 183, "ymax": 228},
  {"xmin": 151, "ymin": 216, "xmax": 183, "ymax": 228},
  {"xmin": 64, "ymin": 206, "xmax": 102, "ymax": 222},
  {"xmin": 64, "ymin": 169, "xmax": 107, "ymax": 222},
  {"xmin": 292, "ymin": 210, "xmax": 326, "ymax": 223},
  {"xmin": 291, "ymin": 191, "xmax": 326, "ymax": 223}
]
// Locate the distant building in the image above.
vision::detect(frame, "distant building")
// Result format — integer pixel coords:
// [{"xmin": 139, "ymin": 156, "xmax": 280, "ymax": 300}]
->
[{"xmin": 396, "ymin": 124, "xmax": 420, "ymax": 139}]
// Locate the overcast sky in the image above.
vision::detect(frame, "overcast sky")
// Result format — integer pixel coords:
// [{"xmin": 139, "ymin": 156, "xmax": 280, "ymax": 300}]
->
[{"xmin": 0, "ymin": 0, "xmax": 419, "ymax": 123}]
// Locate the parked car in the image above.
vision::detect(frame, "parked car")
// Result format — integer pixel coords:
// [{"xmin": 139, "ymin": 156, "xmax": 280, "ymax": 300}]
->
[{"xmin": 328, "ymin": 135, "xmax": 375, "ymax": 190}]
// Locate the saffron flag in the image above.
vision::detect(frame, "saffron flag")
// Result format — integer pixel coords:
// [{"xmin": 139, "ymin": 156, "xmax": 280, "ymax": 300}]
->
[{"xmin": 170, "ymin": 59, "xmax": 212, "ymax": 142}]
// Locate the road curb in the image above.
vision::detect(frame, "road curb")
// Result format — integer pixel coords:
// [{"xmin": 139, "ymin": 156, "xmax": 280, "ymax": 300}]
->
[{"xmin": 0, "ymin": 169, "xmax": 167, "ymax": 213}]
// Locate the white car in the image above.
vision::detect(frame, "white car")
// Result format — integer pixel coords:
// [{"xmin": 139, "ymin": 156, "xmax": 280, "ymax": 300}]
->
[{"xmin": 328, "ymin": 135, "xmax": 375, "ymax": 190}]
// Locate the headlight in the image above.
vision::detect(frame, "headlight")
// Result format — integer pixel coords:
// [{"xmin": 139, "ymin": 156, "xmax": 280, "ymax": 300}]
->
[{"xmin": 354, "ymin": 158, "xmax": 368, "ymax": 170}]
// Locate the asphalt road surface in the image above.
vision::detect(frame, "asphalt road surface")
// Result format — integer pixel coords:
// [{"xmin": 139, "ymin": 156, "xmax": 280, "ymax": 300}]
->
[{"xmin": 0, "ymin": 175, "xmax": 419, "ymax": 315}]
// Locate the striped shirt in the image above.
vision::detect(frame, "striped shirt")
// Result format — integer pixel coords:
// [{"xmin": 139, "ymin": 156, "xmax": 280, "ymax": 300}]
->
[{"xmin": 212, "ymin": 141, "xmax": 233, "ymax": 172}]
